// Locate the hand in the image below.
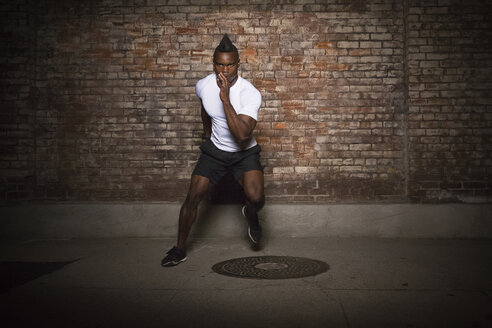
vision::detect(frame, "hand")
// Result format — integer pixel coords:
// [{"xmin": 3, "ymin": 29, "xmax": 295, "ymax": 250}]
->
[{"xmin": 217, "ymin": 73, "xmax": 230, "ymax": 103}]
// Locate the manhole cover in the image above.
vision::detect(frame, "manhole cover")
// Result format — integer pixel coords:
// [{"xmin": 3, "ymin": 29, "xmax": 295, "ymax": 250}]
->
[{"xmin": 212, "ymin": 256, "xmax": 329, "ymax": 280}]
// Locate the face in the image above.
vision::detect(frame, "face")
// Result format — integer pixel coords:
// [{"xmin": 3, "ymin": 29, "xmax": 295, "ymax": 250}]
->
[{"xmin": 213, "ymin": 51, "xmax": 240, "ymax": 84}]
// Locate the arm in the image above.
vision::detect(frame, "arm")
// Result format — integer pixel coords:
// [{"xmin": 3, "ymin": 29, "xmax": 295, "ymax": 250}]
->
[
  {"xmin": 200, "ymin": 102, "xmax": 212, "ymax": 139},
  {"xmin": 217, "ymin": 73, "xmax": 257, "ymax": 148}
]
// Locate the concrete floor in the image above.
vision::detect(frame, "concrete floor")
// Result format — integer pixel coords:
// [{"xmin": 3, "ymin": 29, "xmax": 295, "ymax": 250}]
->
[{"xmin": 0, "ymin": 236, "xmax": 491, "ymax": 328}]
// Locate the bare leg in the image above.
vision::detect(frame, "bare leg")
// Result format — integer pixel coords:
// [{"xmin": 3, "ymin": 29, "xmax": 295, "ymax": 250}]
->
[
  {"xmin": 241, "ymin": 170, "xmax": 265, "ymax": 219},
  {"xmin": 177, "ymin": 175, "xmax": 210, "ymax": 250},
  {"xmin": 242, "ymin": 170, "xmax": 265, "ymax": 215}
]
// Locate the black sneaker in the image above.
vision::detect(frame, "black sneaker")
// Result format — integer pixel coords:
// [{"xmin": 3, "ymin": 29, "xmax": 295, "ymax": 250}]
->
[
  {"xmin": 242, "ymin": 205, "xmax": 262, "ymax": 244},
  {"xmin": 161, "ymin": 246, "xmax": 187, "ymax": 267}
]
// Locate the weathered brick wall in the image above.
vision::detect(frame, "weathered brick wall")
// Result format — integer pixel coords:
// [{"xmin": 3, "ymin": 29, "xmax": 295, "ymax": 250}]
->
[
  {"xmin": 407, "ymin": 0, "xmax": 492, "ymax": 202},
  {"xmin": 1, "ymin": 0, "xmax": 491, "ymax": 203},
  {"xmin": 1, "ymin": 0, "xmax": 36, "ymax": 199}
]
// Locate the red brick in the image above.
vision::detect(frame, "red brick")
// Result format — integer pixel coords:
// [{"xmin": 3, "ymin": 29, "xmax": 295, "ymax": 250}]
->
[{"xmin": 1, "ymin": 0, "xmax": 490, "ymax": 203}]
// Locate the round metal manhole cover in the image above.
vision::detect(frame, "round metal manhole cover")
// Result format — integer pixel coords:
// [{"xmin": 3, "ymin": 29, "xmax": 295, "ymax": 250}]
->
[{"xmin": 212, "ymin": 256, "xmax": 329, "ymax": 280}]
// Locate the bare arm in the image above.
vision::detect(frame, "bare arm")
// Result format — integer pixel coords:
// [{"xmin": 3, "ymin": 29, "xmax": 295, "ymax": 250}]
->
[{"xmin": 216, "ymin": 73, "xmax": 257, "ymax": 148}]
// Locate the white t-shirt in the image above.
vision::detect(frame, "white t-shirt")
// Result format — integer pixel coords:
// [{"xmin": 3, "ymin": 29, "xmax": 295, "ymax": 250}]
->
[{"xmin": 196, "ymin": 74, "xmax": 262, "ymax": 152}]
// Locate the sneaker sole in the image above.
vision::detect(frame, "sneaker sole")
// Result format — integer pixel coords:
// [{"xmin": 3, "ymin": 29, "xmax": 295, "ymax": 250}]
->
[
  {"xmin": 243, "ymin": 206, "xmax": 260, "ymax": 244},
  {"xmin": 248, "ymin": 227, "xmax": 260, "ymax": 244},
  {"xmin": 161, "ymin": 257, "xmax": 187, "ymax": 267}
]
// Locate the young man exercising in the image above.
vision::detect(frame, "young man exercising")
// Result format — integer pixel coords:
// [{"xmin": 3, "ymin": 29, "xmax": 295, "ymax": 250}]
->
[{"xmin": 161, "ymin": 34, "xmax": 265, "ymax": 266}]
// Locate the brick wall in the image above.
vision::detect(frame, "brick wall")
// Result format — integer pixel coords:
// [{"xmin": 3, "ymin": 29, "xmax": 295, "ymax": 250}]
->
[
  {"xmin": 1, "ymin": 0, "xmax": 491, "ymax": 203},
  {"xmin": 407, "ymin": 0, "xmax": 492, "ymax": 202},
  {"xmin": 1, "ymin": 0, "xmax": 36, "ymax": 199}
]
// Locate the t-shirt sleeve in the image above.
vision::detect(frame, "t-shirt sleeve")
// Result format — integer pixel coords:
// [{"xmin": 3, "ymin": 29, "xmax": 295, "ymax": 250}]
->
[
  {"xmin": 196, "ymin": 75, "xmax": 210, "ymax": 100},
  {"xmin": 195, "ymin": 80, "xmax": 203, "ymax": 99},
  {"xmin": 237, "ymin": 85, "xmax": 262, "ymax": 121}
]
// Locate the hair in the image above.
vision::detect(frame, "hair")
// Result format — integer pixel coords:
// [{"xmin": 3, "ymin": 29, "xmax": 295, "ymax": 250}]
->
[{"xmin": 214, "ymin": 34, "xmax": 238, "ymax": 54}]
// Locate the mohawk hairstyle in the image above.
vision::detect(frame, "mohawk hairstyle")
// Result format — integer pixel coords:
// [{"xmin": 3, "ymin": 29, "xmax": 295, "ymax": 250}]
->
[{"xmin": 215, "ymin": 34, "xmax": 237, "ymax": 53}]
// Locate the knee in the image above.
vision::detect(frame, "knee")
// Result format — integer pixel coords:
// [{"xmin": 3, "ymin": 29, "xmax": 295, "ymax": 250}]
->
[
  {"xmin": 183, "ymin": 188, "xmax": 207, "ymax": 211},
  {"xmin": 183, "ymin": 192, "xmax": 203, "ymax": 210},
  {"xmin": 182, "ymin": 176, "xmax": 209, "ymax": 210},
  {"xmin": 246, "ymin": 190, "xmax": 265, "ymax": 209}
]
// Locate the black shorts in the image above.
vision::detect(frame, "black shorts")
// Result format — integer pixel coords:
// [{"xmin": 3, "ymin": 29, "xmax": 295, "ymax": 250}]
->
[{"xmin": 192, "ymin": 139, "xmax": 263, "ymax": 185}]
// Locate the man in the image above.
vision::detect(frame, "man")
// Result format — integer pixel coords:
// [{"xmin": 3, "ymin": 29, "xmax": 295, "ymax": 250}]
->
[{"xmin": 161, "ymin": 34, "xmax": 265, "ymax": 267}]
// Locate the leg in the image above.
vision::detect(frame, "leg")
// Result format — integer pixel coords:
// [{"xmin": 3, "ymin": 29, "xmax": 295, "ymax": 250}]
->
[
  {"xmin": 177, "ymin": 175, "xmax": 210, "ymax": 250},
  {"xmin": 241, "ymin": 170, "xmax": 265, "ymax": 220}
]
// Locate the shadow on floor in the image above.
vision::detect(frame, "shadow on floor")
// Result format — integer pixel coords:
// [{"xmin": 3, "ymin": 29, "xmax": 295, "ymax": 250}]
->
[{"xmin": 0, "ymin": 260, "xmax": 77, "ymax": 293}]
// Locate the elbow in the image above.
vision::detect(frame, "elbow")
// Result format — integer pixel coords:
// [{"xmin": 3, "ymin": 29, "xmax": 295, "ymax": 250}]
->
[{"xmin": 236, "ymin": 135, "xmax": 252, "ymax": 149}]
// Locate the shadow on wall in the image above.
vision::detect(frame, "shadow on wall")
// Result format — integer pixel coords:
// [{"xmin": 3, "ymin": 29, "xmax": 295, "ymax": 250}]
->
[{"xmin": 208, "ymin": 173, "xmax": 245, "ymax": 205}]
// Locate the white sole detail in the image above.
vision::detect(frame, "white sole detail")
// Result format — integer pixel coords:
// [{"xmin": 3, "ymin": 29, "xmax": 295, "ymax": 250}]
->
[
  {"xmin": 162, "ymin": 256, "xmax": 187, "ymax": 267},
  {"xmin": 243, "ymin": 205, "xmax": 261, "ymax": 244},
  {"xmin": 248, "ymin": 227, "xmax": 259, "ymax": 244}
]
